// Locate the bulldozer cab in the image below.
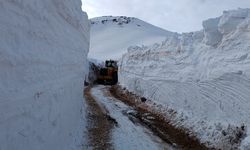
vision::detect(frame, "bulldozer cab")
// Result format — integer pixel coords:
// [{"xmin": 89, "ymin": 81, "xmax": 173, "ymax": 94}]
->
[
  {"xmin": 105, "ymin": 60, "xmax": 117, "ymax": 68},
  {"xmin": 96, "ymin": 60, "xmax": 118, "ymax": 85}
]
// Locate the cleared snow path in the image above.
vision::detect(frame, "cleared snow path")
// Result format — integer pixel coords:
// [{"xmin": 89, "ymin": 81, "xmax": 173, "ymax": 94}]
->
[
  {"xmin": 87, "ymin": 85, "xmax": 176, "ymax": 150},
  {"xmin": 84, "ymin": 86, "xmax": 113, "ymax": 149}
]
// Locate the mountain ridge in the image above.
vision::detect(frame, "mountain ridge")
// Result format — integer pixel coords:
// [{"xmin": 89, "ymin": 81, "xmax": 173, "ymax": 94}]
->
[{"xmin": 89, "ymin": 16, "xmax": 175, "ymax": 60}]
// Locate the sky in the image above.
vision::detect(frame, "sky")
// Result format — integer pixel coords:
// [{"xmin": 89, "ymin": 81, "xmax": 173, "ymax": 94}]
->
[{"xmin": 81, "ymin": 0, "xmax": 250, "ymax": 33}]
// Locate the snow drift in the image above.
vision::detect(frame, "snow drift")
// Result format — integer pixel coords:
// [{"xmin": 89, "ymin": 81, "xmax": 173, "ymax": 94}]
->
[
  {"xmin": 0, "ymin": 0, "xmax": 89, "ymax": 150},
  {"xmin": 89, "ymin": 16, "xmax": 174, "ymax": 60},
  {"xmin": 119, "ymin": 8, "xmax": 250, "ymax": 149}
]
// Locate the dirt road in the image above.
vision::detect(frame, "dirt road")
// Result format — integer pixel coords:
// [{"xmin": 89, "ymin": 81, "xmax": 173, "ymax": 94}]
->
[
  {"xmin": 84, "ymin": 85, "xmax": 208, "ymax": 150},
  {"xmin": 84, "ymin": 86, "xmax": 114, "ymax": 149}
]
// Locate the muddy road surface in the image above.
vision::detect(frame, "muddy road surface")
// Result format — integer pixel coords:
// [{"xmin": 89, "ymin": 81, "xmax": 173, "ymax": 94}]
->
[{"xmin": 84, "ymin": 85, "xmax": 208, "ymax": 150}]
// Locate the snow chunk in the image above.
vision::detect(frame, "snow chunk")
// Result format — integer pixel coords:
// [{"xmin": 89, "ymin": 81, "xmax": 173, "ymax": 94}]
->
[
  {"xmin": 219, "ymin": 9, "xmax": 250, "ymax": 34},
  {"xmin": 202, "ymin": 17, "xmax": 222, "ymax": 46}
]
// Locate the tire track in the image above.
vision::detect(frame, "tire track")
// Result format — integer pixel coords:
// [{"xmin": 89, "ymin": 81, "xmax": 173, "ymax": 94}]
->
[{"xmin": 84, "ymin": 86, "xmax": 114, "ymax": 149}]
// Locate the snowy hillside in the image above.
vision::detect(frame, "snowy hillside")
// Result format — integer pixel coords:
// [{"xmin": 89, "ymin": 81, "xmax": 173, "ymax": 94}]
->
[
  {"xmin": 89, "ymin": 16, "xmax": 174, "ymax": 60},
  {"xmin": 119, "ymin": 8, "xmax": 250, "ymax": 149},
  {"xmin": 0, "ymin": 0, "xmax": 89, "ymax": 150}
]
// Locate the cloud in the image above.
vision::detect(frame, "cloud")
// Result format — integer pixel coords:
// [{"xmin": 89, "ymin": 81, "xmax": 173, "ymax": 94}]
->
[{"xmin": 82, "ymin": 0, "xmax": 250, "ymax": 32}]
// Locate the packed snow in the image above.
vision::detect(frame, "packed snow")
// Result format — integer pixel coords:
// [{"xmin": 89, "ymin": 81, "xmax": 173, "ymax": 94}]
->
[
  {"xmin": 119, "ymin": 8, "xmax": 250, "ymax": 149},
  {"xmin": 0, "ymin": 0, "xmax": 89, "ymax": 150},
  {"xmin": 89, "ymin": 16, "xmax": 174, "ymax": 60}
]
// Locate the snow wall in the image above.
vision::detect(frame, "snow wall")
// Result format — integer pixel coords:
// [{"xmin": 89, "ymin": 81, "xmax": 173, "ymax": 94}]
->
[
  {"xmin": 0, "ymin": 0, "xmax": 89, "ymax": 150},
  {"xmin": 119, "ymin": 8, "xmax": 250, "ymax": 149}
]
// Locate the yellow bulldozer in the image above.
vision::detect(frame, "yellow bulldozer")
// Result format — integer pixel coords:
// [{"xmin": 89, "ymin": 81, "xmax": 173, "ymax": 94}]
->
[{"xmin": 96, "ymin": 60, "xmax": 118, "ymax": 85}]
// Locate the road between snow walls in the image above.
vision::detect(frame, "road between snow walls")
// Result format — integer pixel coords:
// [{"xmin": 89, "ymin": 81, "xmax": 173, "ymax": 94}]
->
[
  {"xmin": 84, "ymin": 85, "xmax": 209, "ymax": 150},
  {"xmin": 118, "ymin": 8, "xmax": 250, "ymax": 150}
]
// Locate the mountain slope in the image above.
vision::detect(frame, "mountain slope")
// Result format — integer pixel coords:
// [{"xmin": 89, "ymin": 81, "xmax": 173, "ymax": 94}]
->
[{"xmin": 89, "ymin": 16, "xmax": 175, "ymax": 60}]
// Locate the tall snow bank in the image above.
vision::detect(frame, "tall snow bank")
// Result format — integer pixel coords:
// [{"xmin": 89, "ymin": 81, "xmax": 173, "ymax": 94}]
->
[
  {"xmin": 119, "ymin": 8, "xmax": 250, "ymax": 149},
  {"xmin": 0, "ymin": 0, "xmax": 89, "ymax": 150}
]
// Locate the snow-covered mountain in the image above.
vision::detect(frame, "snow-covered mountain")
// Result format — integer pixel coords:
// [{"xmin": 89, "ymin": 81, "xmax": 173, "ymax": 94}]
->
[
  {"xmin": 89, "ymin": 16, "xmax": 174, "ymax": 60},
  {"xmin": 119, "ymin": 8, "xmax": 250, "ymax": 149},
  {"xmin": 0, "ymin": 1, "xmax": 89, "ymax": 149}
]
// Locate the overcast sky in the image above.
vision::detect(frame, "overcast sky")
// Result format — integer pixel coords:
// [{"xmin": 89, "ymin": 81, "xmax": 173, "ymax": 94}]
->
[{"xmin": 81, "ymin": 0, "xmax": 250, "ymax": 33}]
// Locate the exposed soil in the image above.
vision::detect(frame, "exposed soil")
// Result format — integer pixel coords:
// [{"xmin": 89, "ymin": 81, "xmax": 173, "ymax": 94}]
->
[
  {"xmin": 84, "ymin": 86, "xmax": 115, "ymax": 149},
  {"xmin": 109, "ymin": 85, "xmax": 212, "ymax": 150}
]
